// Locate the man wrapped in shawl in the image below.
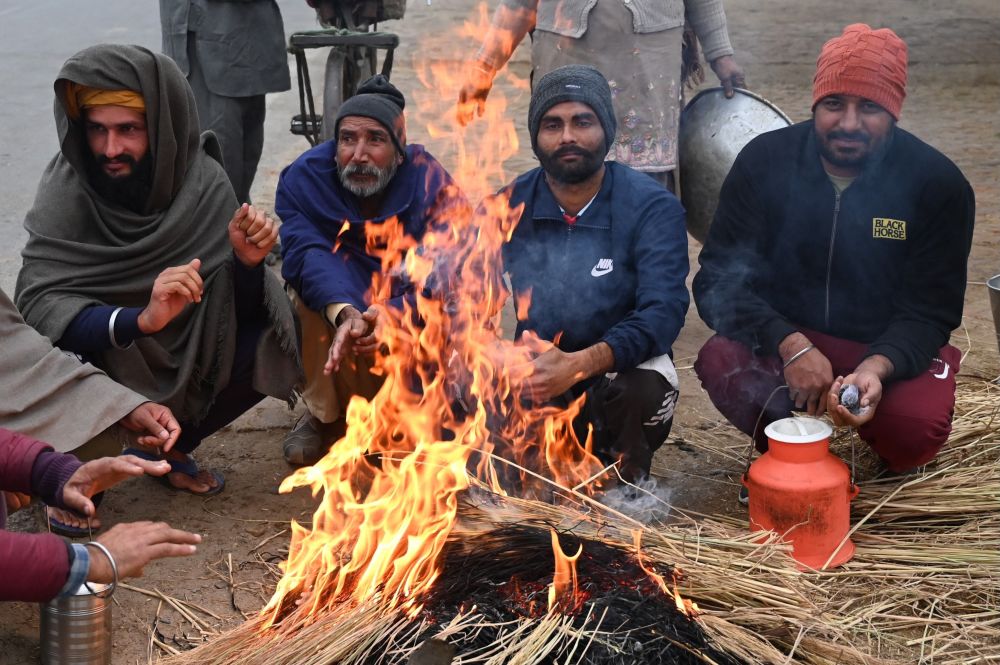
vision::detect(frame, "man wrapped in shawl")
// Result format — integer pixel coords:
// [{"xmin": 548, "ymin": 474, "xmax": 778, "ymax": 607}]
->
[{"xmin": 15, "ymin": 44, "xmax": 300, "ymax": 501}]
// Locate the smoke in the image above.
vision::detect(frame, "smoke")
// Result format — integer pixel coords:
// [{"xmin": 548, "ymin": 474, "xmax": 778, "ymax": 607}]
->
[{"xmin": 600, "ymin": 475, "xmax": 674, "ymax": 525}]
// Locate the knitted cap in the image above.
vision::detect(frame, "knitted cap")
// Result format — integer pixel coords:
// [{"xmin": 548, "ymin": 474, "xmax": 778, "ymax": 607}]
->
[
  {"xmin": 813, "ymin": 24, "xmax": 908, "ymax": 120},
  {"xmin": 334, "ymin": 74, "xmax": 407, "ymax": 155},
  {"xmin": 528, "ymin": 65, "xmax": 616, "ymax": 156}
]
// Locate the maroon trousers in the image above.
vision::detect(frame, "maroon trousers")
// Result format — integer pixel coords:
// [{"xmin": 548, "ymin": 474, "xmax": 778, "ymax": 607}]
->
[{"xmin": 694, "ymin": 330, "xmax": 961, "ymax": 471}]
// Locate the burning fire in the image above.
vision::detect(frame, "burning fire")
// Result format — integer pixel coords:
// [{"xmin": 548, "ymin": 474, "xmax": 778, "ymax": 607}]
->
[
  {"xmin": 632, "ymin": 530, "xmax": 700, "ymax": 617},
  {"xmin": 547, "ymin": 529, "xmax": 583, "ymax": 612},
  {"xmin": 263, "ymin": 5, "xmax": 692, "ymax": 628}
]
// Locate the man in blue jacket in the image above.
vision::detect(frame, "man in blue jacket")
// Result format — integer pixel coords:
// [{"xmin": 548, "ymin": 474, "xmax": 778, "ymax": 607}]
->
[
  {"xmin": 489, "ymin": 65, "xmax": 690, "ymax": 481},
  {"xmin": 693, "ymin": 25, "xmax": 975, "ymax": 475},
  {"xmin": 276, "ymin": 75, "xmax": 467, "ymax": 465}
]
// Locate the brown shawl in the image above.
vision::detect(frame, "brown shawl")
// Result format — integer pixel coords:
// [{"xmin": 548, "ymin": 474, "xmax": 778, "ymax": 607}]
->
[
  {"xmin": 15, "ymin": 44, "xmax": 299, "ymax": 423},
  {"xmin": 0, "ymin": 289, "xmax": 143, "ymax": 453}
]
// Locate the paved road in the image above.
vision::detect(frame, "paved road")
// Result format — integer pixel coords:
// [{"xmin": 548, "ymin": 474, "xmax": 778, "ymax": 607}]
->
[{"xmin": 0, "ymin": 0, "xmax": 316, "ymax": 293}]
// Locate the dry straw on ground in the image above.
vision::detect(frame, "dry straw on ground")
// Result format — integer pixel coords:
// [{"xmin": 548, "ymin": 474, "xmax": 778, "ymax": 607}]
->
[{"xmin": 161, "ymin": 378, "xmax": 1000, "ymax": 664}]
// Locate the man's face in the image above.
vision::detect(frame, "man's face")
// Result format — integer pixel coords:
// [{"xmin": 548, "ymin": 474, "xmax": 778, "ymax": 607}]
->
[
  {"xmin": 84, "ymin": 105, "xmax": 150, "ymax": 179},
  {"xmin": 336, "ymin": 116, "xmax": 402, "ymax": 198},
  {"xmin": 813, "ymin": 94, "xmax": 895, "ymax": 176},
  {"xmin": 534, "ymin": 101, "xmax": 606, "ymax": 184}
]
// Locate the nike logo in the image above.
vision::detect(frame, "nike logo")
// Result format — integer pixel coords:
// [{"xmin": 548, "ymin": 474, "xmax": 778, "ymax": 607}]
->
[
  {"xmin": 932, "ymin": 359, "xmax": 949, "ymax": 380},
  {"xmin": 591, "ymin": 258, "xmax": 614, "ymax": 277}
]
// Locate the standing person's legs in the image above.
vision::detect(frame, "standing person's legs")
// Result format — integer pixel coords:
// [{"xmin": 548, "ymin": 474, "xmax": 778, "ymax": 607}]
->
[
  {"xmin": 185, "ymin": 36, "xmax": 251, "ymax": 203},
  {"xmin": 581, "ymin": 368, "xmax": 678, "ymax": 482},
  {"xmin": 240, "ymin": 95, "xmax": 267, "ymax": 204}
]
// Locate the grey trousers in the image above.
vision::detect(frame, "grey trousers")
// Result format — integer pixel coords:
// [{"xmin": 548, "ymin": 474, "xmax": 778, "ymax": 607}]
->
[{"xmin": 186, "ymin": 36, "xmax": 267, "ymax": 204}]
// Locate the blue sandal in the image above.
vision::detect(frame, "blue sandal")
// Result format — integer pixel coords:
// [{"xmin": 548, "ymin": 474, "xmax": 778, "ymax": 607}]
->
[
  {"xmin": 122, "ymin": 448, "xmax": 226, "ymax": 497},
  {"xmin": 47, "ymin": 493, "xmax": 105, "ymax": 538}
]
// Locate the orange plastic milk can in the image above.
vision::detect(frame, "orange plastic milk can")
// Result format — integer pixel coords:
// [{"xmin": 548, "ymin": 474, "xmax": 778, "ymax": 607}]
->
[{"xmin": 744, "ymin": 417, "xmax": 859, "ymax": 569}]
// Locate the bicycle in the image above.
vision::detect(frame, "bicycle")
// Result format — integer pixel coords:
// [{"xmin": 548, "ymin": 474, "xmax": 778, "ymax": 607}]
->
[{"xmin": 289, "ymin": 0, "xmax": 404, "ymax": 146}]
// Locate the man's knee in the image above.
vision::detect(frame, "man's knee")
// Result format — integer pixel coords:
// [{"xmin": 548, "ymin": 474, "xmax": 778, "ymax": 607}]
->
[
  {"xmin": 862, "ymin": 407, "xmax": 953, "ymax": 471},
  {"xmin": 694, "ymin": 334, "xmax": 754, "ymax": 391}
]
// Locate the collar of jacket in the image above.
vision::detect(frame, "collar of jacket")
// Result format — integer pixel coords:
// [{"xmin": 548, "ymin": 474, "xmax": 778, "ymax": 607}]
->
[{"xmin": 526, "ymin": 163, "xmax": 615, "ymax": 230}]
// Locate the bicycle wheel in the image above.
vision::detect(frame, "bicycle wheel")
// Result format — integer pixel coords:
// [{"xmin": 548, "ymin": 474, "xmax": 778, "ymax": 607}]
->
[{"xmin": 320, "ymin": 46, "xmax": 378, "ymax": 142}]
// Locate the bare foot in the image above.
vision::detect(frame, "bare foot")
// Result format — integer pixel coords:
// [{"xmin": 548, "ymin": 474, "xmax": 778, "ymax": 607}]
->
[{"xmin": 48, "ymin": 505, "xmax": 102, "ymax": 532}]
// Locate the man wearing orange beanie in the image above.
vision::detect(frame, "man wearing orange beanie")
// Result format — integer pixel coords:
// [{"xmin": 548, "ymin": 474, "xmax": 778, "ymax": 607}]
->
[{"xmin": 692, "ymin": 24, "xmax": 975, "ymax": 490}]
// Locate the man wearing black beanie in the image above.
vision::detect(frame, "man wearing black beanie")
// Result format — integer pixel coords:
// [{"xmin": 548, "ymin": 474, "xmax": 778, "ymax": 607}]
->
[
  {"xmin": 486, "ymin": 65, "xmax": 691, "ymax": 481},
  {"xmin": 276, "ymin": 75, "xmax": 468, "ymax": 465}
]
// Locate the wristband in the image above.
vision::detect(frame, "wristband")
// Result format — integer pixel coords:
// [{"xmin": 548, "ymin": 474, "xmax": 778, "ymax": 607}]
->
[{"xmin": 782, "ymin": 343, "xmax": 815, "ymax": 369}]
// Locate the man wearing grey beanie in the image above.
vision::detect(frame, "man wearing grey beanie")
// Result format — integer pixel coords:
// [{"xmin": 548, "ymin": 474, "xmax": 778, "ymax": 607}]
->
[
  {"xmin": 276, "ymin": 75, "xmax": 468, "ymax": 465},
  {"xmin": 486, "ymin": 65, "xmax": 691, "ymax": 481}
]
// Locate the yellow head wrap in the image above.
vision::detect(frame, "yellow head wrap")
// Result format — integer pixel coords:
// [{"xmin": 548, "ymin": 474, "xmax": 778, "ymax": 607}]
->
[{"xmin": 64, "ymin": 83, "xmax": 146, "ymax": 120}]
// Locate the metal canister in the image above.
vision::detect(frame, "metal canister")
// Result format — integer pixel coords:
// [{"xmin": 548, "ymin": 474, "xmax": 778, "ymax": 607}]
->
[{"xmin": 40, "ymin": 543, "xmax": 117, "ymax": 665}]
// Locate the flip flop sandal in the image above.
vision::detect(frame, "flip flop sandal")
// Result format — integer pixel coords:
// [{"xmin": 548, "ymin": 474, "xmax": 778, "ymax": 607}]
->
[
  {"xmin": 46, "ymin": 492, "xmax": 105, "ymax": 538},
  {"xmin": 122, "ymin": 448, "xmax": 226, "ymax": 497}
]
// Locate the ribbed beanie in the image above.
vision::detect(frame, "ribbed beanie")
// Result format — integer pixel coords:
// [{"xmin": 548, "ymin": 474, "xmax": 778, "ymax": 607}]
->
[
  {"xmin": 528, "ymin": 65, "xmax": 616, "ymax": 156},
  {"xmin": 334, "ymin": 74, "xmax": 407, "ymax": 155},
  {"xmin": 813, "ymin": 24, "xmax": 908, "ymax": 120}
]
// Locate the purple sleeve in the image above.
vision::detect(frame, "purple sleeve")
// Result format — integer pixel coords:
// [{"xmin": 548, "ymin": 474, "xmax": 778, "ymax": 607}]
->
[
  {"xmin": 0, "ymin": 428, "xmax": 73, "ymax": 601},
  {"xmin": 31, "ymin": 450, "xmax": 83, "ymax": 508},
  {"xmin": 57, "ymin": 305, "xmax": 144, "ymax": 353}
]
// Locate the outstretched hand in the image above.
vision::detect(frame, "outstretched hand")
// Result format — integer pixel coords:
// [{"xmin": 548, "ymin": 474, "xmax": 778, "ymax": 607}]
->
[
  {"xmin": 89, "ymin": 522, "xmax": 201, "ymax": 583},
  {"xmin": 138, "ymin": 259, "xmax": 203, "ymax": 334},
  {"xmin": 60, "ymin": 455, "xmax": 172, "ymax": 520},
  {"xmin": 229, "ymin": 203, "xmax": 279, "ymax": 268},
  {"xmin": 711, "ymin": 55, "xmax": 747, "ymax": 98},
  {"xmin": 324, "ymin": 305, "xmax": 380, "ymax": 374},
  {"xmin": 119, "ymin": 402, "xmax": 181, "ymax": 450},
  {"xmin": 456, "ymin": 64, "xmax": 494, "ymax": 126}
]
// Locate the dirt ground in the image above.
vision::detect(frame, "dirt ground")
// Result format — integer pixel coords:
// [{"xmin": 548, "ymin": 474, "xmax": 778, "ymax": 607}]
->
[{"xmin": 2, "ymin": 0, "xmax": 998, "ymax": 662}]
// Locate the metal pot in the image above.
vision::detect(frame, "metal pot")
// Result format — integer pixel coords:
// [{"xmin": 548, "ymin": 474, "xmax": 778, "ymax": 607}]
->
[
  {"xmin": 40, "ymin": 545, "xmax": 117, "ymax": 665},
  {"xmin": 678, "ymin": 87, "xmax": 792, "ymax": 242}
]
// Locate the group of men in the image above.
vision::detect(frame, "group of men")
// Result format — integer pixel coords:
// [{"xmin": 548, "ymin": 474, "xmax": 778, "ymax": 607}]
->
[{"xmin": 1, "ymin": 20, "xmax": 974, "ymax": 606}]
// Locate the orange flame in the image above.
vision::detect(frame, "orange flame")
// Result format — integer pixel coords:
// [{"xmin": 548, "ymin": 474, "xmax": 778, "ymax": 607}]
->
[
  {"xmin": 263, "ymin": 7, "xmax": 609, "ymax": 625},
  {"xmin": 632, "ymin": 530, "xmax": 700, "ymax": 617},
  {"xmin": 546, "ymin": 529, "xmax": 583, "ymax": 612}
]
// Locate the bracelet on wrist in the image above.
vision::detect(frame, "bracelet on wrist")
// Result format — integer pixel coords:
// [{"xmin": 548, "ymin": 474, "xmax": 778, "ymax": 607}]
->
[{"xmin": 782, "ymin": 343, "xmax": 815, "ymax": 369}]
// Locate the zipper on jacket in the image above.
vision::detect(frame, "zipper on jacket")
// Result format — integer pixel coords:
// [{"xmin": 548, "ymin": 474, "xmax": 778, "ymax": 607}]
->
[{"xmin": 824, "ymin": 192, "xmax": 841, "ymax": 328}]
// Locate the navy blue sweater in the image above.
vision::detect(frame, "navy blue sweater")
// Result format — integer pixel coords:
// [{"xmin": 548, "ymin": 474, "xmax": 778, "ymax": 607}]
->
[
  {"xmin": 499, "ymin": 162, "xmax": 690, "ymax": 376},
  {"xmin": 693, "ymin": 121, "xmax": 975, "ymax": 380},
  {"xmin": 276, "ymin": 143, "xmax": 466, "ymax": 313}
]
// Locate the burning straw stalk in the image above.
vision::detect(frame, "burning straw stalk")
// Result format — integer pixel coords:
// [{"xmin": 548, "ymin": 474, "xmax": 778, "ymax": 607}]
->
[{"xmin": 158, "ymin": 381, "xmax": 999, "ymax": 664}]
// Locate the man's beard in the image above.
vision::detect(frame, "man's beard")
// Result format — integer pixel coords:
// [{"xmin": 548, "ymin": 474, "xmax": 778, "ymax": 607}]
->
[
  {"xmin": 85, "ymin": 152, "xmax": 154, "ymax": 213},
  {"xmin": 816, "ymin": 127, "xmax": 891, "ymax": 171},
  {"xmin": 536, "ymin": 143, "xmax": 605, "ymax": 184},
  {"xmin": 339, "ymin": 161, "xmax": 398, "ymax": 198}
]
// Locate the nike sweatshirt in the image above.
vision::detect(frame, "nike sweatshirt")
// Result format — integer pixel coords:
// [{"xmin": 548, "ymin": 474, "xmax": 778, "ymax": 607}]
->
[{"xmin": 498, "ymin": 162, "xmax": 690, "ymax": 376}]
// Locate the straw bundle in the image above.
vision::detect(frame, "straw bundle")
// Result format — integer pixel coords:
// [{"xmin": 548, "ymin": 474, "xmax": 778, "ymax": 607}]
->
[{"xmin": 163, "ymin": 379, "xmax": 999, "ymax": 664}]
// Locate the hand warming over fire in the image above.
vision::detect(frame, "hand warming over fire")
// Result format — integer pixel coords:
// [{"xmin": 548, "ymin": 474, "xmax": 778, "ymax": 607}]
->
[
  {"xmin": 228, "ymin": 203, "xmax": 279, "ymax": 267},
  {"xmin": 523, "ymin": 335, "xmax": 615, "ymax": 403},
  {"xmin": 325, "ymin": 305, "xmax": 380, "ymax": 374},
  {"xmin": 779, "ymin": 333, "xmax": 833, "ymax": 416},
  {"xmin": 456, "ymin": 63, "xmax": 494, "ymax": 126}
]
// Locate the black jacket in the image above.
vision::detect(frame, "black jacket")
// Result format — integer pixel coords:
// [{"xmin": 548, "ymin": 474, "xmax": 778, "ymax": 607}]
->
[{"xmin": 693, "ymin": 121, "xmax": 974, "ymax": 380}]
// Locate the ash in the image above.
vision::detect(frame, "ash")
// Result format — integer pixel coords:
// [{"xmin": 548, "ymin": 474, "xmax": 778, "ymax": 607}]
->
[{"xmin": 406, "ymin": 525, "xmax": 743, "ymax": 665}]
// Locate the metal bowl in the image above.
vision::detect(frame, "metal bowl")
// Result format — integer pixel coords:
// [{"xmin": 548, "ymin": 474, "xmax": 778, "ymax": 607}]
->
[{"xmin": 679, "ymin": 87, "xmax": 792, "ymax": 242}]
